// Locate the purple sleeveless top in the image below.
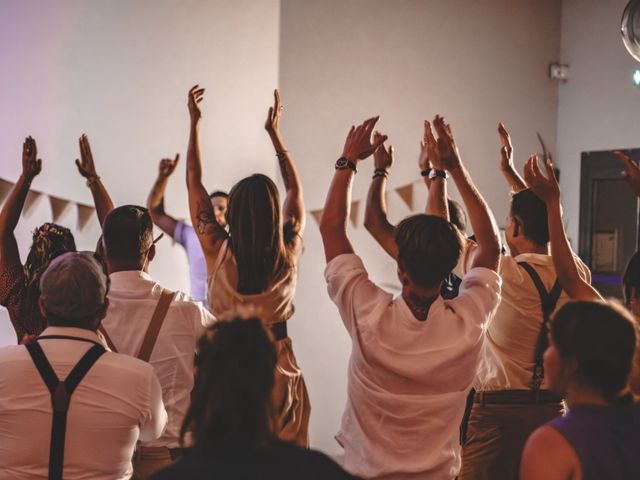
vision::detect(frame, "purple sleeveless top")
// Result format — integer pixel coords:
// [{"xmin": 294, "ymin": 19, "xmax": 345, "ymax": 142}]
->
[{"xmin": 548, "ymin": 397, "xmax": 640, "ymax": 480}]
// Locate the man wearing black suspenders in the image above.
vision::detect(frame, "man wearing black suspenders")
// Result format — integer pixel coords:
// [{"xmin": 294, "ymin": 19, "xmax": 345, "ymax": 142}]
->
[
  {"xmin": 458, "ymin": 188, "xmax": 591, "ymax": 480},
  {"xmin": 0, "ymin": 252, "xmax": 167, "ymax": 479}
]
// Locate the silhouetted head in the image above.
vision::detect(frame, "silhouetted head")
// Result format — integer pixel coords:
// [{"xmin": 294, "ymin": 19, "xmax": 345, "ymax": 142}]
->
[
  {"xmin": 181, "ymin": 317, "xmax": 277, "ymax": 450},
  {"xmin": 395, "ymin": 214, "xmax": 463, "ymax": 306},
  {"xmin": 506, "ymin": 189, "xmax": 549, "ymax": 255},
  {"xmin": 545, "ymin": 300, "xmax": 637, "ymax": 401},
  {"xmin": 24, "ymin": 222, "xmax": 76, "ymax": 303},
  {"xmin": 102, "ymin": 205, "xmax": 155, "ymax": 271},
  {"xmin": 227, "ymin": 174, "xmax": 289, "ymax": 294},
  {"xmin": 38, "ymin": 251, "xmax": 110, "ymax": 331}
]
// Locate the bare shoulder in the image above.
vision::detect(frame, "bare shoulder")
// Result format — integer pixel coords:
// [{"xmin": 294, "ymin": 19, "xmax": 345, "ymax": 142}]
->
[{"xmin": 521, "ymin": 425, "xmax": 581, "ymax": 480}]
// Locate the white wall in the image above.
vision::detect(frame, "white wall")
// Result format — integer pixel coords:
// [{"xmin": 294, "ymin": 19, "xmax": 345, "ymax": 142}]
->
[
  {"xmin": 280, "ymin": 0, "xmax": 561, "ymax": 453},
  {"xmin": 0, "ymin": 0, "xmax": 280, "ymax": 340},
  {"xmin": 556, "ymin": 0, "xmax": 640, "ymax": 243}
]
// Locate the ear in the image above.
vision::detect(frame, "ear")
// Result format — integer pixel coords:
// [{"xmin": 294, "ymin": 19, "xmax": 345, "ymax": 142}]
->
[
  {"xmin": 148, "ymin": 244, "xmax": 156, "ymax": 263},
  {"xmin": 513, "ymin": 218, "xmax": 520, "ymax": 237},
  {"xmin": 38, "ymin": 296, "xmax": 48, "ymax": 319}
]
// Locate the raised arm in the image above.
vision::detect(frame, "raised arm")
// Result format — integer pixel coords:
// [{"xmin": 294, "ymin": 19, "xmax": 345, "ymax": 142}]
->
[
  {"xmin": 424, "ymin": 120, "xmax": 449, "ymax": 220},
  {"xmin": 435, "ymin": 116, "xmax": 500, "ymax": 271},
  {"xmin": 614, "ymin": 150, "xmax": 640, "ymax": 198},
  {"xmin": 185, "ymin": 85, "xmax": 227, "ymax": 269},
  {"xmin": 75, "ymin": 134, "xmax": 114, "ymax": 226},
  {"xmin": 498, "ymin": 122, "xmax": 527, "ymax": 193},
  {"xmin": 320, "ymin": 117, "xmax": 386, "ymax": 263},
  {"xmin": 524, "ymin": 155, "xmax": 601, "ymax": 301},
  {"xmin": 0, "ymin": 137, "xmax": 42, "ymax": 273},
  {"xmin": 364, "ymin": 131, "xmax": 397, "ymax": 259},
  {"xmin": 265, "ymin": 89, "xmax": 305, "ymax": 240},
  {"xmin": 147, "ymin": 154, "xmax": 180, "ymax": 238}
]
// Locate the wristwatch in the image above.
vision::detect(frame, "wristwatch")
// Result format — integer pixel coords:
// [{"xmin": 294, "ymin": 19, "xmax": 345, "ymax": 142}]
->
[
  {"xmin": 335, "ymin": 157, "xmax": 357, "ymax": 173},
  {"xmin": 428, "ymin": 168, "xmax": 448, "ymax": 180}
]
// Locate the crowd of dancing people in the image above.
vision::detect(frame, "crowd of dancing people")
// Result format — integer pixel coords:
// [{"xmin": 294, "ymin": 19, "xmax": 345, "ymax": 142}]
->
[{"xmin": 0, "ymin": 85, "xmax": 639, "ymax": 480}]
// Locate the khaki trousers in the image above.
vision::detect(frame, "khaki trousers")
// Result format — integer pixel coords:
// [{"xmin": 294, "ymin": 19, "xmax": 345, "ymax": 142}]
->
[
  {"xmin": 459, "ymin": 402, "xmax": 563, "ymax": 480},
  {"xmin": 132, "ymin": 447, "xmax": 179, "ymax": 480}
]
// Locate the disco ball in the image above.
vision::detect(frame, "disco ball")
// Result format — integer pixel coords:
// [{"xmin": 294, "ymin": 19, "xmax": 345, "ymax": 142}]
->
[{"xmin": 622, "ymin": 0, "xmax": 640, "ymax": 62}]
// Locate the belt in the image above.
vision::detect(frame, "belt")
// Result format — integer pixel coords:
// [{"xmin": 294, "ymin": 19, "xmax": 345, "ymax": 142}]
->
[
  {"xmin": 474, "ymin": 389, "xmax": 563, "ymax": 405},
  {"xmin": 270, "ymin": 321, "xmax": 288, "ymax": 341},
  {"xmin": 134, "ymin": 446, "xmax": 181, "ymax": 462}
]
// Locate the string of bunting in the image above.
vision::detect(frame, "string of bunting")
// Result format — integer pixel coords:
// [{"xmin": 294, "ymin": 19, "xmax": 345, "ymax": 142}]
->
[{"xmin": 0, "ymin": 177, "xmax": 96, "ymax": 232}]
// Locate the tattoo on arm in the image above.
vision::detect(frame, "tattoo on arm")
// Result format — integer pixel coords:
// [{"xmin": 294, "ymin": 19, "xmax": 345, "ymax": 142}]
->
[
  {"xmin": 277, "ymin": 154, "xmax": 291, "ymax": 189},
  {"xmin": 196, "ymin": 206, "xmax": 226, "ymax": 237}
]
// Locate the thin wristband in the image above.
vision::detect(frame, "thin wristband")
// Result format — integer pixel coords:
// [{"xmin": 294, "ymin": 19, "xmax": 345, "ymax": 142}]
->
[
  {"xmin": 275, "ymin": 150, "xmax": 288, "ymax": 158},
  {"xmin": 85, "ymin": 176, "xmax": 101, "ymax": 187},
  {"xmin": 420, "ymin": 169, "xmax": 431, "ymax": 177},
  {"xmin": 373, "ymin": 168, "xmax": 389, "ymax": 179}
]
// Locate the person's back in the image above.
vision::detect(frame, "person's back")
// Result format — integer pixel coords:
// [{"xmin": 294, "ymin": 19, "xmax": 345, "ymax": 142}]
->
[
  {"xmin": 0, "ymin": 251, "xmax": 166, "ymax": 479},
  {"xmin": 100, "ymin": 205, "xmax": 214, "ymax": 478}
]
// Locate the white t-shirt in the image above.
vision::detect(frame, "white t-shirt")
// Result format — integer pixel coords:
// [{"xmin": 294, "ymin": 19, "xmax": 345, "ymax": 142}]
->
[
  {"xmin": 0, "ymin": 327, "xmax": 166, "ymax": 480},
  {"xmin": 174, "ymin": 221, "xmax": 207, "ymax": 308},
  {"xmin": 103, "ymin": 271, "xmax": 215, "ymax": 448},
  {"xmin": 325, "ymin": 253, "xmax": 502, "ymax": 479},
  {"xmin": 455, "ymin": 241, "xmax": 591, "ymax": 390}
]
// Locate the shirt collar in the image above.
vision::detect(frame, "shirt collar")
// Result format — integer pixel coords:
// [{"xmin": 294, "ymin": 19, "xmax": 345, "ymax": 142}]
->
[
  {"xmin": 109, "ymin": 270, "xmax": 153, "ymax": 283},
  {"xmin": 40, "ymin": 326, "xmax": 101, "ymax": 343}
]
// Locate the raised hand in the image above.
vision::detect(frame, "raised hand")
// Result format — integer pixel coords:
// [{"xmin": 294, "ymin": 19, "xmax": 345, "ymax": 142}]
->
[
  {"xmin": 614, "ymin": 150, "xmax": 640, "ymax": 197},
  {"xmin": 418, "ymin": 120, "xmax": 432, "ymax": 172},
  {"xmin": 265, "ymin": 89, "xmax": 283, "ymax": 136},
  {"xmin": 342, "ymin": 117, "xmax": 387, "ymax": 162},
  {"xmin": 158, "ymin": 154, "xmax": 180, "ymax": 179},
  {"xmin": 373, "ymin": 131, "xmax": 393, "ymax": 171},
  {"xmin": 21, "ymin": 136, "xmax": 42, "ymax": 180},
  {"xmin": 433, "ymin": 115, "xmax": 461, "ymax": 171},
  {"xmin": 75, "ymin": 134, "xmax": 98, "ymax": 180},
  {"xmin": 498, "ymin": 122, "xmax": 514, "ymax": 171},
  {"xmin": 188, "ymin": 85, "xmax": 205, "ymax": 123},
  {"xmin": 524, "ymin": 154, "xmax": 559, "ymax": 203}
]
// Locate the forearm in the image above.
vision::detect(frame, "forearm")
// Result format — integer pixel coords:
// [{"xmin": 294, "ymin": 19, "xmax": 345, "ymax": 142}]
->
[
  {"xmin": 501, "ymin": 165, "xmax": 527, "ymax": 193},
  {"xmin": 451, "ymin": 165, "xmax": 500, "ymax": 264},
  {"xmin": 364, "ymin": 175, "xmax": 398, "ymax": 259},
  {"xmin": 186, "ymin": 121, "xmax": 204, "ymax": 187},
  {"xmin": 320, "ymin": 169, "xmax": 355, "ymax": 261},
  {"xmin": 0, "ymin": 174, "xmax": 31, "ymax": 238},
  {"xmin": 87, "ymin": 178, "xmax": 114, "ymax": 226},
  {"xmin": 425, "ymin": 177, "xmax": 449, "ymax": 219},
  {"xmin": 547, "ymin": 199, "xmax": 601, "ymax": 300},
  {"xmin": 271, "ymin": 134, "xmax": 305, "ymax": 231},
  {"xmin": 147, "ymin": 176, "xmax": 169, "ymax": 212}
]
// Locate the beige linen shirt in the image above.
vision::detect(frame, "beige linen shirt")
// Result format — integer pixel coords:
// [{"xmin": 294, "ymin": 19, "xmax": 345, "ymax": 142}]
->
[
  {"xmin": 326, "ymin": 253, "xmax": 502, "ymax": 479},
  {"xmin": 456, "ymin": 241, "xmax": 591, "ymax": 391},
  {"xmin": 0, "ymin": 327, "xmax": 166, "ymax": 480},
  {"xmin": 102, "ymin": 271, "xmax": 215, "ymax": 448}
]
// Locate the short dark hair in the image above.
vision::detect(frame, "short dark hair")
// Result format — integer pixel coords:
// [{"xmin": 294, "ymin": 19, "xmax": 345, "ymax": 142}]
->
[
  {"xmin": 395, "ymin": 214, "xmax": 463, "ymax": 289},
  {"xmin": 448, "ymin": 199, "xmax": 467, "ymax": 232},
  {"xmin": 551, "ymin": 301, "xmax": 638, "ymax": 399},
  {"xmin": 510, "ymin": 189, "xmax": 549, "ymax": 246},
  {"xmin": 623, "ymin": 251, "xmax": 640, "ymax": 306},
  {"xmin": 209, "ymin": 190, "xmax": 229, "ymax": 199},
  {"xmin": 102, "ymin": 205, "xmax": 153, "ymax": 262}
]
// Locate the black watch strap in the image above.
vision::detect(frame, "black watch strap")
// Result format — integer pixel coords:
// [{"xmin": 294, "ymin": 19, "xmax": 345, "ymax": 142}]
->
[{"xmin": 335, "ymin": 157, "xmax": 357, "ymax": 173}]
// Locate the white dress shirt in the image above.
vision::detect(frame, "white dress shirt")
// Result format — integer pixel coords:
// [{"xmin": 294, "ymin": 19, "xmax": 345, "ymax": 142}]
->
[
  {"xmin": 325, "ymin": 254, "xmax": 502, "ymax": 479},
  {"xmin": 174, "ymin": 222, "xmax": 208, "ymax": 308},
  {"xmin": 102, "ymin": 270, "xmax": 215, "ymax": 448},
  {"xmin": 456, "ymin": 241, "xmax": 591, "ymax": 390},
  {"xmin": 0, "ymin": 326, "xmax": 166, "ymax": 480}
]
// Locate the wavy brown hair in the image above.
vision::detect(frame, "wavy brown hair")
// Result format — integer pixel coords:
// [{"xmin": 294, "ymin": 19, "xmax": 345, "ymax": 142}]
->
[{"xmin": 227, "ymin": 174, "xmax": 291, "ymax": 294}]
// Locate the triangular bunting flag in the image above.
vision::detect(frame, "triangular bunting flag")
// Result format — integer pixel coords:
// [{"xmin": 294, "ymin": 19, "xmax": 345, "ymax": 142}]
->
[
  {"xmin": 0, "ymin": 178, "xmax": 14, "ymax": 206},
  {"xmin": 310, "ymin": 209, "xmax": 323, "ymax": 226},
  {"xmin": 77, "ymin": 204, "xmax": 95, "ymax": 231},
  {"xmin": 395, "ymin": 184, "xmax": 414, "ymax": 210},
  {"xmin": 22, "ymin": 190, "xmax": 42, "ymax": 217},
  {"xmin": 49, "ymin": 195, "xmax": 72, "ymax": 223},
  {"xmin": 349, "ymin": 200, "xmax": 360, "ymax": 227}
]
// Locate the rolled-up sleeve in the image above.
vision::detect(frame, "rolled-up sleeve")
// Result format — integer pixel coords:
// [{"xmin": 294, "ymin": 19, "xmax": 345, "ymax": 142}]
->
[
  {"xmin": 173, "ymin": 221, "xmax": 187, "ymax": 247},
  {"xmin": 324, "ymin": 253, "xmax": 389, "ymax": 337}
]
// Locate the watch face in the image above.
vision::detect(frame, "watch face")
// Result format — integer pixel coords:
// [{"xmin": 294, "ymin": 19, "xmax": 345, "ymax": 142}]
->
[{"xmin": 336, "ymin": 158, "xmax": 348, "ymax": 168}]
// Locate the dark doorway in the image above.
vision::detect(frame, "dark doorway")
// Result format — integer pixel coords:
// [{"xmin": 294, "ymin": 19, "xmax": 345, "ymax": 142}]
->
[{"xmin": 579, "ymin": 149, "xmax": 640, "ymax": 299}]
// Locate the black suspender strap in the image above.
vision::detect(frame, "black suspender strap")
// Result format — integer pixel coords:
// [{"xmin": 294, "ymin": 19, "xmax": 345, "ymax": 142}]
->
[
  {"xmin": 25, "ymin": 341, "xmax": 106, "ymax": 480},
  {"xmin": 518, "ymin": 262, "xmax": 563, "ymax": 395}
]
